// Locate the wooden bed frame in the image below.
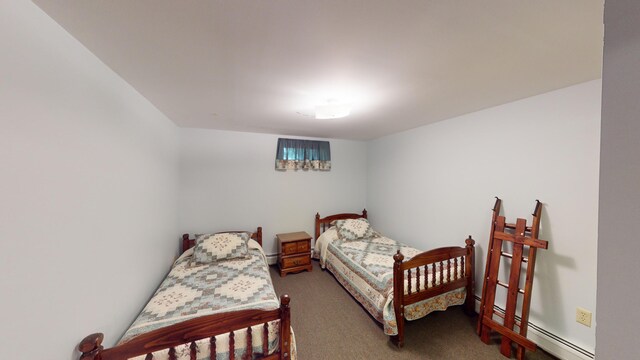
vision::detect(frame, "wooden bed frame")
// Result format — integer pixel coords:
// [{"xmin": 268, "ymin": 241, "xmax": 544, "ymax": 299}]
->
[
  {"xmin": 315, "ymin": 211, "xmax": 475, "ymax": 348},
  {"xmin": 78, "ymin": 227, "xmax": 293, "ymax": 360}
]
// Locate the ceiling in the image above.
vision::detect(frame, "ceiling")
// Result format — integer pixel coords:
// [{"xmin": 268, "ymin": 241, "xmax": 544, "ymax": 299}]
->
[{"xmin": 34, "ymin": 0, "xmax": 604, "ymax": 140}]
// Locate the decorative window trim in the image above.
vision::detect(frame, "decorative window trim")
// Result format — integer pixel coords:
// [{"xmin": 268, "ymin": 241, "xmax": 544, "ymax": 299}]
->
[{"xmin": 275, "ymin": 138, "xmax": 331, "ymax": 171}]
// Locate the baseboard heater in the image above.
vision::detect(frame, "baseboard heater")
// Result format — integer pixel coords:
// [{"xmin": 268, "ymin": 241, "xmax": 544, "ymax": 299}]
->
[{"xmin": 266, "ymin": 253, "xmax": 278, "ymax": 265}]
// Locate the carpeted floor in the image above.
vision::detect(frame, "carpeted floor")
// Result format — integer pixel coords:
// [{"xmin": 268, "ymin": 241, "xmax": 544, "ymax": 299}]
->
[{"xmin": 270, "ymin": 261, "xmax": 558, "ymax": 360}]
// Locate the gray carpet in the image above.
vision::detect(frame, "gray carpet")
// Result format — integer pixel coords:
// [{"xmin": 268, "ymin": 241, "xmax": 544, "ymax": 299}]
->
[{"xmin": 270, "ymin": 261, "xmax": 558, "ymax": 360}]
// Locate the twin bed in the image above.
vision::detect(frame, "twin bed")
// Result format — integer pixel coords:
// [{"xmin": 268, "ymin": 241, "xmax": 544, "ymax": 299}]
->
[
  {"xmin": 77, "ymin": 211, "xmax": 476, "ymax": 358},
  {"xmin": 78, "ymin": 228, "xmax": 295, "ymax": 360},
  {"xmin": 314, "ymin": 210, "xmax": 476, "ymax": 347}
]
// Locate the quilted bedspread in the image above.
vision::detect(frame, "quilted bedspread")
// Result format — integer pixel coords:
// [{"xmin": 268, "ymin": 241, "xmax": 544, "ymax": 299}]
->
[
  {"xmin": 119, "ymin": 242, "xmax": 287, "ymax": 360},
  {"xmin": 320, "ymin": 234, "xmax": 465, "ymax": 335}
]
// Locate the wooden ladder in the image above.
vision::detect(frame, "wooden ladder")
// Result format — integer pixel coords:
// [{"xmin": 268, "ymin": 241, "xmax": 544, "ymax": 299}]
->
[{"xmin": 477, "ymin": 197, "xmax": 548, "ymax": 359}]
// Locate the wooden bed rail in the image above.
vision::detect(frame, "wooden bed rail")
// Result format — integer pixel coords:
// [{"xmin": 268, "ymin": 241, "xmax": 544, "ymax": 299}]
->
[
  {"xmin": 78, "ymin": 294, "xmax": 292, "ymax": 360},
  {"xmin": 391, "ymin": 236, "xmax": 475, "ymax": 347}
]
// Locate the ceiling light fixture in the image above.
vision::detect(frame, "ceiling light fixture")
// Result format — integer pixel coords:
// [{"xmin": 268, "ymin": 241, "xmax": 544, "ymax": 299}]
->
[{"xmin": 315, "ymin": 99, "xmax": 352, "ymax": 119}]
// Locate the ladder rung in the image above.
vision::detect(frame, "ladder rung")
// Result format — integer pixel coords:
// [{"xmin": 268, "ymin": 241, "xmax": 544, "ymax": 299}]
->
[
  {"xmin": 493, "ymin": 310, "xmax": 505, "ymax": 320},
  {"xmin": 500, "ymin": 251, "xmax": 529, "ymax": 262},
  {"xmin": 497, "ymin": 280, "xmax": 525, "ymax": 294},
  {"xmin": 492, "ymin": 310, "xmax": 522, "ymax": 329},
  {"xmin": 504, "ymin": 223, "xmax": 533, "ymax": 232}
]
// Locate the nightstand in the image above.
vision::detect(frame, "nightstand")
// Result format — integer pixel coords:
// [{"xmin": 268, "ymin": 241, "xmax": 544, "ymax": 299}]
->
[{"xmin": 277, "ymin": 231, "xmax": 313, "ymax": 277}]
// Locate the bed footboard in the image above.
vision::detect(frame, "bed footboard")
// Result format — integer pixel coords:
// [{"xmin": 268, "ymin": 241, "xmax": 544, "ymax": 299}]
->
[
  {"xmin": 79, "ymin": 294, "xmax": 292, "ymax": 360},
  {"xmin": 391, "ymin": 236, "xmax": 475, "ymax": 347}
]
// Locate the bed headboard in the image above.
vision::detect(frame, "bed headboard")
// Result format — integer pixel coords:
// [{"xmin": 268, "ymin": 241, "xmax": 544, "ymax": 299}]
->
[
  {"xmin": 314, "ymin": 210, "xmax": 367, "ymax": 241},
  {"xmin": 181, "ymin": 227, "xmax": 263, "ymax": 254}
]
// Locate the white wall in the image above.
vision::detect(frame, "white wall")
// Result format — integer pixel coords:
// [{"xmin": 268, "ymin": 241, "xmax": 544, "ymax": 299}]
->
[
  {"xmin": 179, "ymin": 129, "xmax": 367, "ymax": 255},
  {"xmin": 0, "ymin": 2, "xmax": 179, "ymax": 359},
  {"xmin": 596, "ymin": 1, "xmax": 640, "ymax": 358},
  {"xmin": 367, "ymin": 80, "xmax": 601, "ymax": 357}
]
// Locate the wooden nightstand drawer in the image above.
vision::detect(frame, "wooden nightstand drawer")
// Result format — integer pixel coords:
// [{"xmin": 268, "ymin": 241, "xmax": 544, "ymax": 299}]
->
[
  {"xmin": 296, "ymin": 241, "xmax": 310, "ymax": 252},
  {"xmin": 281, "ymin": 254, "xmax": 311, "ymax": 269},
  {"xmin": 282, "ymin": 242, "xmax": 299, "ymax": 255},
  {"xmin": 282, "ymin": 240, "xmax": 310, "ymax": 255}
]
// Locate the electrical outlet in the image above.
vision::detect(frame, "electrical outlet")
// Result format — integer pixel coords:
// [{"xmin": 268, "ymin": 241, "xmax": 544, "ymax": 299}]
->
[{"xmin": 576, "ymin": 307, "xmax": 592, "ymax": 327}]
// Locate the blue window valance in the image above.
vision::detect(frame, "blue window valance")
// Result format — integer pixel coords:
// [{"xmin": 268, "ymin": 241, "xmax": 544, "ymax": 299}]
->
[{"xmin": 275, "ymin": 138, "xmax": 331, "ymax": 171}]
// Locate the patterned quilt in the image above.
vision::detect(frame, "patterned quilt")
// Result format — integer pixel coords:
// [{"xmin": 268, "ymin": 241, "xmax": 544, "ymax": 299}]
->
[
  {"xmin": 119, "ymin": 242, "xmax": 287, "ymax": 360},
  {"xmin": 320, "ymin": 233, "xmax": 465, "ymax": 335}
]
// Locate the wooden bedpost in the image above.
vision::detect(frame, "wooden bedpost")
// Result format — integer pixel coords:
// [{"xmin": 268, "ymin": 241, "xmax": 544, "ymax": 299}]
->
[
  {"xmin": 78, "ymin": 333, "xmax": 104, "ymax": 360},
  {"xmin": 182, "ymin": 233, "xmax": 190, "ymax": 254},
  {"xmin": 391, "ymin": 251, "xmax": 405, "ymax": 348},
  {"xmin": 362, "ymin": 209, "xmax": 368, "ymax": 219},
  {"xmin": 465, "ymin": 235, "xmax": 476, "ymax": 315},
  {"xmin": 256, "ymin": 226, "xmax": 263, "ymax": 247},
  {"xmin": 315, "ymin": 213, "xmax": 321, "ymax": 242},
  {"xmin": 279, "ymin": 294, "xmax": 291, "ymax": 360}
]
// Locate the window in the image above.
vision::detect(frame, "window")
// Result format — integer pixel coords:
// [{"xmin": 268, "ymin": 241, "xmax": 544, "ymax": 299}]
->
[{"xmin": 275, "ymin": 138, "xmax": 331, "ymax": 171}]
